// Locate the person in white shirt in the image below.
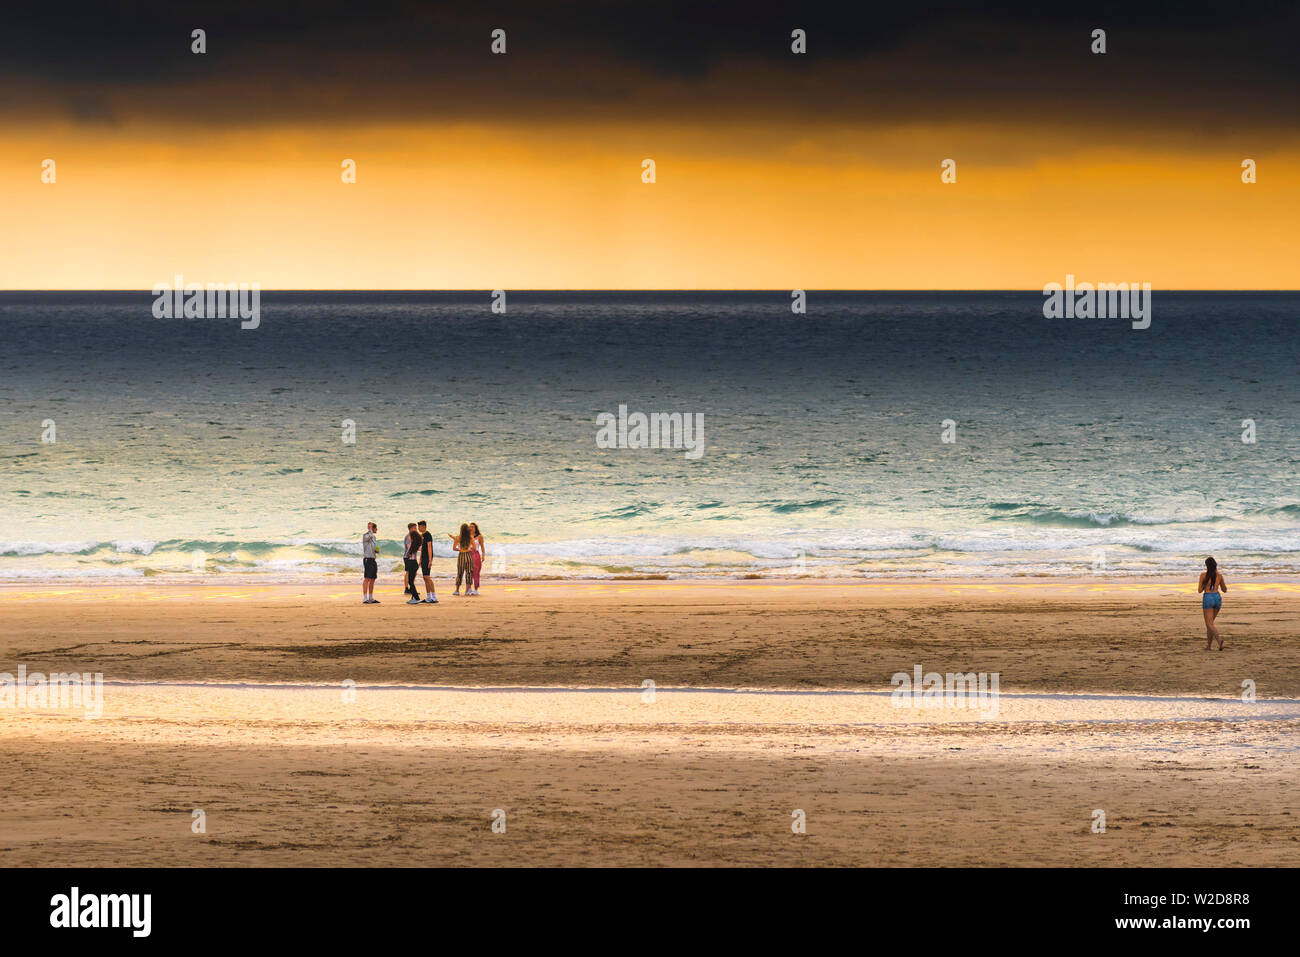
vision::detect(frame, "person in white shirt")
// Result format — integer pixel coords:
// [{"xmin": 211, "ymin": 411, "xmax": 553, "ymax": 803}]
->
[{"xmin": 362, "ymin": 522, "xmax": 379, "ymax": 604}]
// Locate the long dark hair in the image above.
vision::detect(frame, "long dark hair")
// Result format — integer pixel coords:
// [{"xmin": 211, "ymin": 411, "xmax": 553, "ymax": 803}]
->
[
  {"xmin": 459, "ymin": 523, "xmax": 472, "ymax": 549},
  {"xmin": 469, "ymin": 522, "xmax": 482, "ymax": 541},
  {"xmin": 1205, "ymin": 556, "xmax": 1218, "ymax": 587}
]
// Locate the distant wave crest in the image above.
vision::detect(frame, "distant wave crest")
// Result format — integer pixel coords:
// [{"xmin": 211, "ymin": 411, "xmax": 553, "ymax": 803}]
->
[{"xmin": 987, "ymin": 505, "xmax": 1223, "ymax": 528}]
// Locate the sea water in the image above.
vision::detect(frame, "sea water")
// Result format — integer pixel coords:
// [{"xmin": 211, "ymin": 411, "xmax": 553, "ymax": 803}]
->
[{"xmin": 1, "ymin": 291, "xmax": 1296, "ymax": 581}]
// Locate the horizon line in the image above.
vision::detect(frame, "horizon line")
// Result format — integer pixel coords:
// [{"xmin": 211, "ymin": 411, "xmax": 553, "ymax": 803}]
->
[{"xmin": 3, "ymin": 288, "xmax": 1299, "ymax": 294}]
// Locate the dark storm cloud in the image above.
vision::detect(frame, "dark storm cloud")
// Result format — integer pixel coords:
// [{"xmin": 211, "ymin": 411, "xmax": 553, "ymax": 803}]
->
[{"xmin": 0, "ymin": 0, "xmax": 1296, "ymax": 133}]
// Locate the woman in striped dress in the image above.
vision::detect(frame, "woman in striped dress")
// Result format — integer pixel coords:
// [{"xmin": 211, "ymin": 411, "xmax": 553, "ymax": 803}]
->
[{"xmin": 449, "ymin": 523, "xmax": 474, "ymax": 596}]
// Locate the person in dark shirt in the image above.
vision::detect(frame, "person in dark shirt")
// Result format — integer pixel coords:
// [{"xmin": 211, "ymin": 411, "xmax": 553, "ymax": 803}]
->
[
  {"xmin": 403, "ymin": 523, "xmax": 422, "ymax": 604},
  {"xmin": 417, "ymin": 520, "xmax": 438, "ymax": 604}
]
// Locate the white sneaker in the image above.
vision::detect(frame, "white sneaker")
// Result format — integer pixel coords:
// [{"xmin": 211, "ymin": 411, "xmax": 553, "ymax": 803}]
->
[{"xmin": 406, "ymin": 598, "xmax": 421, "ymax": 605}]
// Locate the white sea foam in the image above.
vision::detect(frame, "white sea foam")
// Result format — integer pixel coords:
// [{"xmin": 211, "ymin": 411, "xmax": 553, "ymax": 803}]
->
[
  {"xmin": 2, "ymin": 519, "xmax": 1300, "ymax": 582},
  {"xmin": 0, "ymin": 566, "xmax": 146, "ymax": 579},
  {"xmin": 0, "ymin": 540, "xmax": 100, "ymax": 557},
  {"xmin": 110, "ymin": 540, "xmax": 160, "ymax": 555}
]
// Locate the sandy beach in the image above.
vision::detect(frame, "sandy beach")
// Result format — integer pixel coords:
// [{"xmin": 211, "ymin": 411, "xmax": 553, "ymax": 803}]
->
[
  {"xmin": 2, "ymin": 578, "xmax": 1297, "ymax": 693},
  {"xmin": 1, "ymin": 579, "xmax": 1297, "ymax": 867}
]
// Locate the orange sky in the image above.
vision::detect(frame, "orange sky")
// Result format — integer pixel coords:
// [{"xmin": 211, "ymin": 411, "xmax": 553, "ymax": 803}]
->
[{"xmin": 3, "ymin": 121, "xmax": 1296, "ymax": 289}]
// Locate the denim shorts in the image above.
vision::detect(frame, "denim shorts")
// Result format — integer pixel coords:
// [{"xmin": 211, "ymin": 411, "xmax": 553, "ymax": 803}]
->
[{"xmin": 1202, "ymin": 592, "xmax": 1222, "ymax": 611}]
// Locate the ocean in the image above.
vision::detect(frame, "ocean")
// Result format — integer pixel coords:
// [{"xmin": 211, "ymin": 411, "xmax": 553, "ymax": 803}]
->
[{"xmin": 1, "ymin": 291, "xmax": 1297, "ymax": 582}]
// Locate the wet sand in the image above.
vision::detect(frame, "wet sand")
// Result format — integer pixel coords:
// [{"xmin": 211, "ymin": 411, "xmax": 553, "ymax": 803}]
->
[
  {"xmin": 1, "ymin": 579, "xmax": 1297, "ymax": 694},
  {"xmin": 1, "ymin": 580, "xmax": 1297, "ymax": 866}
]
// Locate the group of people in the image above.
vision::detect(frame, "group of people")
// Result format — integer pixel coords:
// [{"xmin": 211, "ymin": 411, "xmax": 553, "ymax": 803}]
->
[
  {"xmin": 360, "ymin": 521, "xmax": 486, "ymax": 605},
  {"xmin": 361, "ymin": 527, "xmax": 1229, "ymax": 646}
]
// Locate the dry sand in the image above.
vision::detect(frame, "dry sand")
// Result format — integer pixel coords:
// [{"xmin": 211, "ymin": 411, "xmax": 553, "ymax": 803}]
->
[{"xmin": 1, "ymin": 579, "xmax": 1297, "ymax": 866}]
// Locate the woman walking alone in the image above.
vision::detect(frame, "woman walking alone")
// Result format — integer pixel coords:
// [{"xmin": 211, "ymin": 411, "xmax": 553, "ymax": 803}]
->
[{"xmin": 1198, "ymin": 556, "xmax": 1228, "ymax": 651}]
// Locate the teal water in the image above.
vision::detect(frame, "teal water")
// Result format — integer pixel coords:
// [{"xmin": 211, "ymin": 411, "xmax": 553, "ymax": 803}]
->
[{"xmin": 1, "ymin": 292, "xmax": 1297, "ymax": 581}]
